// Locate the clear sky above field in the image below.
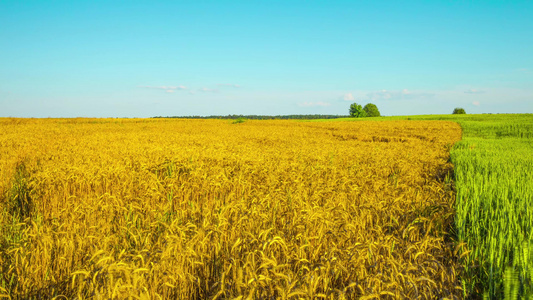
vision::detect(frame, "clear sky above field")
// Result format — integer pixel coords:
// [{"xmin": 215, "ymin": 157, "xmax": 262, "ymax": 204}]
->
[{"xmin": 1, "ymin": 1, "xmax": 532, "ymax": 117}]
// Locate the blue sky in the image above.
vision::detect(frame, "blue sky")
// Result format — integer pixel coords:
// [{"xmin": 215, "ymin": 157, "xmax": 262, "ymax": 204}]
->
[{"xmin": 1, "ymin": 1, "xmax": 532, "ymax": 117}]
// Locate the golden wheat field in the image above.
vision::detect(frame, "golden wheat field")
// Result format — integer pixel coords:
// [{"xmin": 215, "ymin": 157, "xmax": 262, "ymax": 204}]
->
[{"xmin": 0, "ymin": 118, "xmax": 463, "ymax": 299}]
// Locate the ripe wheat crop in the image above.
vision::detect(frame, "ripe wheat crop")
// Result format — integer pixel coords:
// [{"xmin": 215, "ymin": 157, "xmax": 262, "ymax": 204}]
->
[{"xmin": 0, "ymin": 118, "xmax": 462, "ymax": 299}]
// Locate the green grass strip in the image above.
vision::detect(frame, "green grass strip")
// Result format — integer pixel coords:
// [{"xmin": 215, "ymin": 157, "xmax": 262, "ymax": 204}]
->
[{"xmin": 409, "ymin": 114, "xmax": 533, "ymax": 299}]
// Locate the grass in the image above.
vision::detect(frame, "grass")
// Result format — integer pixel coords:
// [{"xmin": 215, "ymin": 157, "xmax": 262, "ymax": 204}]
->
[{"xmin": 412, "ymin": 114, "xmax": 533, "ymax": 299}]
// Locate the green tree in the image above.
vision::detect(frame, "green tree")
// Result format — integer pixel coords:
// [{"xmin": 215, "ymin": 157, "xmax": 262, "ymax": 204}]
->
[
  {"xmin": 363, "ymin": 103, "xmax": 381, "ymax": 117},
  {"xmin": 453, "ymin": 107, "xmax": 466, "ymax": 114},
  {"xmin": 349, "ymin": 103, "xmax": 366, "ymax": 118}
]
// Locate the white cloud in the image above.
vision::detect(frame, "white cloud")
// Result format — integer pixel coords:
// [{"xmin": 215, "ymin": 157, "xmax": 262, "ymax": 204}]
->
[
  {"xmin": 472, "ymin": 101, "xmax": 480, "ymax": 106},
  {"xmin": 464, "ymin": 89, "xmax": 484, "ymax": 94},
  {"xmin": 342, "ymin": 92, "xmax": 355, "ymax": 101},
  {"xmin": 198, "ymin": 87, "xmax": 219, "ymax": 93},
  {"xmin": 364, "ymin": 89, "xmax": 434, "ymax": 101},
  {"xmin": 217, "ymin": 84, "xmax": 241, "ymax": 88},
  {"xmin": 515, "ymin": 68, "xmax": 531, "ymax": 73},
  {"xmin": 140, "ymin": 85, "xmax": 187, "ymax": 93},
  {"xmin": 298, "ymin": 101, "xmax": 331, "ymax": 107}
]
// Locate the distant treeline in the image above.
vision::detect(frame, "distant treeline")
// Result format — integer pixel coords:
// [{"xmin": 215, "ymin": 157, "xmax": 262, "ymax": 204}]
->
[{"xmin": 153, "ymin": 114, "xmax": 349, "ymax": 120}]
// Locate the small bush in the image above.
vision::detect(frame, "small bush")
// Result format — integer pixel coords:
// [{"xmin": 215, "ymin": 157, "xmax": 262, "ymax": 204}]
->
[
  {"xmin": 232, "ymin": 117, "xmax": 246, "ymax": 124},
  {"xmin": 453, "ymin": 108, "xmax": 466, "ymax": 114}
]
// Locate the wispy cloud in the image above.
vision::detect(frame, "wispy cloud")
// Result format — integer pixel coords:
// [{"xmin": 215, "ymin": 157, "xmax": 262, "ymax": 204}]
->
[
  {"xmin": 368, "ymin": 90, "xmax": 393, "ymax": 100},
  {"xmin": 515, "ymin": 68, "xmax": 531, "ymax": 73},
  {"xmin": 472, "ymin": 101, "xmax": 480, "ymax": 106},
  {"xmin": 365, "ymin": 89, "xmax": 433, "ymax": 101},
  {"xmin": 464, "ymin": 89, "xmax": 484, "ymax": 94},
  {"xmin": 198, "ymin": 87, "xmax": 219, "ymax": 93},
  {"xmin": 140, "ymin": 85, "xmax": 187, "ymax": 93},
  {"xmin": 342, "ymin": 92, "xmax": 355, "ymax": 101},
  {"xmin": 298, "ymin": 101, "xmax": 331, "ymax": 107},
  {"xmin": 141, "ymin": 84, "xmax": 240, "ymax": 95},
  {"xmin": 217, "ymin": 83, "xmax": 241, "ymax": 88}
]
